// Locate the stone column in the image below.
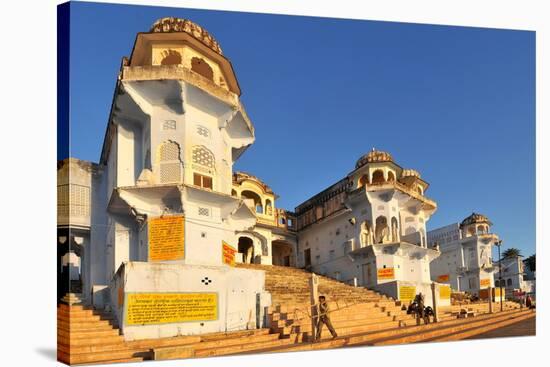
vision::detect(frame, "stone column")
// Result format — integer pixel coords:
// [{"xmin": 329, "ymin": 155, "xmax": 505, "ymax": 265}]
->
[
  {"xmin": 309, "ymin": 273, "xmax": 319, "ymax": 342},
  {"xmin": 431, "ymin": 282, "xmax": 439, "ymax": 323},
  {"xmin": 487, "ymin": 287, "xmax": 493, "ymax": 313}
]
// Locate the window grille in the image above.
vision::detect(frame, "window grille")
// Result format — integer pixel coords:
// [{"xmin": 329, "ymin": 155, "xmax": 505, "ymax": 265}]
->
[
  {"xmin": 196, "ymin": 125, "xmax": 210, "ymax": 138},
  {"xmin": 158, "ymin": 141, "xmax": 182, "ymax": 183},
  {"xmin": 163, "ymin": 120, "xmax": 176, "ymax": 130},
  {"xmin": 198, "ymin": 207, "xmax": 210, "ymax": 216},
  {"xmin": 192, "ymin": 145, "xmax": 215, "ymax": 168}
]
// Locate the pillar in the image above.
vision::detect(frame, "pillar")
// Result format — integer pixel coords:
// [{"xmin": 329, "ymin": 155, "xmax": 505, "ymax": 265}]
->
[
  {"xmin": 431, "ymin": 282, "xmax": 439, "ymax": 323},
  {"xmin": 488, "ymin": 286, "xmax": 493, "ymax": 313}
]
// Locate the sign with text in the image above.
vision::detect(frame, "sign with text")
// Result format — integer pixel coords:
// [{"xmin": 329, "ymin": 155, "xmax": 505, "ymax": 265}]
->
[
  {"xmin": 480, "ymin": 278, "xmax": 491, "ymax": 288},
  {"xmin": 222, "ymin": 241, "xmax": 237, "ymax": 266},
  {"xmin": 399, "ymin": 285, "xmax": 416, "ymax": 302},
  {"xmin": 125, "ymin": 292, "xmax": 218, "ymax": 326},
  {"xmin": 436, "ymin": 274, "xmax": 450, "ymax": 283},
  {"xmin": 439, "ymin": 285, "xmax": 451, "ymax": 299},
  {"xmin": 148, "ymin": 215, "xmax": 185, "ymax": 261},
  {"xmin": 377, "ymin": 267, "xmax": 395, "ymax": 280}
]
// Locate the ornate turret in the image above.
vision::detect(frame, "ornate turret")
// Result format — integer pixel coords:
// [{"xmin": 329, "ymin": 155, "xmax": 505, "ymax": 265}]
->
[
  {"xmin": 355, "ymin": 148, "xmax": 393, "ymax": 169},
  {"xmin": 460, "ymin": 212, "xmax": 492, "ymax": 228},
  {"xmin": 460, "ymin": 212, "xmax": 492, "ymax": 238},
  {"xmin": 150, "ymin": 17, "xmax": 223, "ymax": 55}
]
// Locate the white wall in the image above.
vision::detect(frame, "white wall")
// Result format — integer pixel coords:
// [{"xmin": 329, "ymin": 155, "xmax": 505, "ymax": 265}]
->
[{"xmin": 111, "ymin": 262, "xmax": 270, "ymax": 340}]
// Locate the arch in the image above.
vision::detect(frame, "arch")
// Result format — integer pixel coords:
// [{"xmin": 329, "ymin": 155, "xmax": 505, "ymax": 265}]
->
[
  {"xmin": 416, "ymin": 185, "xmax": 423, "ymax": 195},
  {"xmin": 358, "ymin": 174, "xmax": 369, "ymax": 188},
  {"xmin": 391, "ymin": 217, "xmax": 399, "ymax": 242},
  {"xmin": 372, "ymin": 170, "xmax": 385, "ymax": 184},
  {"xmin": 237, "ymin": 236, "xmax": 255, "ymax": 264},
  {"xmin": 272, "ymin": 240, "xmax": 294, "ymax": 267},
  {"xmin": 467, "ymin": 226, "xmax": 476, "ymax": 237},
  {"xmin": 241, "ymin": 190, "xmax": 262, "ymax": 213},
  {"xmin": 375, "ymin": 216, "xmax": 389, "ymax": 243},
  {"xmin": 231, "ymin": 189, "xmax": 237, "ymax": 197},
  {"xmin": 495, "ymin": 280, "xmax": 500, "ymax": 287},
  {"xmin": 191, "ymin": 57, "xmax": 214, "ymax": 81},
  {"xmin": 387, "ymin": 171, "xmax": 396, "ymax": 182},
  {"xmin": 160, "ymin": 49, "xmax": 182, "ymax": 65},
  {"xmin": 192, "ymin": 145, "xmax": 215, "ymax": 168},
  {"xmin": 360, "ymin": 220, "xmax": 372, "ymax": 246},
  {"xmin": 158, "ymin": 141, "xmax": 182, "ymax": 183},
  {"xmin": 265, "ymin": 199, "xmax": 273, "ymax": 215},
  {"xmin": 477, "ymin": 224, "xmax": 487, "ymax": 235}
]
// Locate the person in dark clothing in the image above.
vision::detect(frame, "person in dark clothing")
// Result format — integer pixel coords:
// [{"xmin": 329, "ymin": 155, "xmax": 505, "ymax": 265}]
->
[
  {"xmin": 414, "ymin": 292, "xmax": 429, "ymax": 325},
  {"xmin": 315, "ymin": 295, "xmax": 338, "ymax": 341}
]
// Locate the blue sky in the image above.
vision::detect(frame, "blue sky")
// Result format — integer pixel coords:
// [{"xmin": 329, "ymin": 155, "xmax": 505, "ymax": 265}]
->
[{"xmin": 67, "ymin": 1, "xmax": 536, "ymax": 257}]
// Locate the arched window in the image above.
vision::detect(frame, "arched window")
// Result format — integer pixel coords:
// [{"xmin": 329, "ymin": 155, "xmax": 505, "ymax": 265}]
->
[
  {"xmin": 160, "ymin": 49, "xmax": 182, "ymax": 65},
  {"xmin": 192, "ymin": 145, "xmax": 215, "ymax": 168},
  {"xmin": 507, "ymin": 278, "xmax": 512, "ymax": 287},
  {"xmin": 371, "ymin": 170, "xmax": 385, "ymax": 184},
  {"xmin": 375, "ymin": 216, "xmax": 389, "ymax": 243},
  {"xmin": 191, "ymin": 57, "xmax": 214, "ymax": 81},
  {"xmin": 391, "ymin": 217, "xmax": 399, "ymax": 242},
  {"xmin": 242, "ymin": 190, "xmax": 262, "ymax": 214},
  {"xmin": 158, "ymin": 141, "xmax": 182, "ymax": 183},
  {"xmin": 358, "ymin": 175, "xmax": 369, "ymax": 188},
  {"xmin": 387, "ymin": 171, "xmax": 395, "ymax": 182},
  {"xmin": 265, "ymin": 199, "xmax": 273, "ymax": 215}
]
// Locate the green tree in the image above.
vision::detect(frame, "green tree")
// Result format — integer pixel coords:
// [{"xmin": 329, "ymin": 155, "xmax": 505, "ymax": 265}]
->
[
  {"xmin": 502, "ymin": 248, "xmax": 521, "ymax": 259},
  {"xmin": 525, "ymin": 254, "xmax": 536, "ymax": 272}
]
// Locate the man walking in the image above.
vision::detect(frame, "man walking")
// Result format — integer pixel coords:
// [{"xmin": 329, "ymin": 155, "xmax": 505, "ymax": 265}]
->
[{"xmin": 315, "ymin": 295, "xmax": 338, "ymax": 341}]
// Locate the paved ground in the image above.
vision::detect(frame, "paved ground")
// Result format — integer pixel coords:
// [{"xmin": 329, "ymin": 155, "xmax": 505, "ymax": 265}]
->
[{"xmin": 467, "ymin": 313, "xmax": 536, "ymax": 339}]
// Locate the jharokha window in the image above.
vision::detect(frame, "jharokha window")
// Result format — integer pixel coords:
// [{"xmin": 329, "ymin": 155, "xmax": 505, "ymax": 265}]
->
[
  {"xmin": 191, "ymin": 57, "xmax": 214, "ymax": 81},
  {"xmin": 194, "ymin": 173, "xmax": 213, "ymax": 190}
]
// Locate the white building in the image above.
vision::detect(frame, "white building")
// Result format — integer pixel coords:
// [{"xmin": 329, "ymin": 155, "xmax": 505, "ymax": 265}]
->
[
  {"xmin": 293, "ymin": 149, "xmax": 448, "ymax": 305},
  {"xmin": 428, "ymin": 213, "xmax": 499, "ymax": 297},
  {"xmin": 496, "ymin": 255, "xmax": 534, "ymax": 295},
  {"xmin": 57, "ymin": 17, "xmax": 304, "ymax": 340}
]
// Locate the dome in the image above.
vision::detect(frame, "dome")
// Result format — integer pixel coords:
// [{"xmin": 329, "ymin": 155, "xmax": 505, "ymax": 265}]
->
[
  {"xmin": 401, "ymin": 169, "xmax": 421, "ymax": 179},
  {"xmin": 460, "ymin": 212, "xmax": 492, "ymax": 227},
  {"xmin": 355, "ymin": 148, "xmax": 393, "ymax": 169},
  {"xmin": 150, "ymin": 17, "xmax": 223, "ymax": 55}
]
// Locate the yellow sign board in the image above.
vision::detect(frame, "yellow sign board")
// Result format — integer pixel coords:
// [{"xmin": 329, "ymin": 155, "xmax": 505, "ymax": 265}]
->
[
  {"xmin": 439, "ymin": 285, "xmax": 451, "ymax": 299},
  {"xmin": 436, "ymin": 274, "xmax": 450, "ymax": 283},
  {"xmin": 125, "ymin": 293, "xmax": 218, "ymax": 326},
  {"xmin": 399, "ymin": 286, "xmax": 416, "ymax": 302},
  {"xmin": 480, "ymin": 278, "xmax": 491, "ymax": 288},
  {"xmin": 377, "ymin": 268, "xmax": 395, "ymax": 280},
  {"xmin": 148, "ymin": 215, "xmax": 185, "ymax": 261},
  {"xmin": 222, "ymin": 241, "xmax": 237, "ymax": 266}
]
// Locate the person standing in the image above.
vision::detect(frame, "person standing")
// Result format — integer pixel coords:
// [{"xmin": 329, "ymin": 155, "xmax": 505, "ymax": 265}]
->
[
  {"xmin": 315, "ymin": 295, "xmax": 338, "ymax": 341},
  {"xmin": 414, "ymin": 292, "xmax": 428, "ymax": 325}
]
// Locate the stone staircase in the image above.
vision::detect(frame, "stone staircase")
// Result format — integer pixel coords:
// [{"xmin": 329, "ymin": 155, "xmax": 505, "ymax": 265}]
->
[
  {"xmin": 57, "ymin": 264, "xmax": 533, "ymax": 364},
  {"xmin": 237, "ymin": 264, "xmax": 417, "ymax": 341},
  {"xmin": 57, "ymin": 303, "xmax": 295, "ymax": 365}
]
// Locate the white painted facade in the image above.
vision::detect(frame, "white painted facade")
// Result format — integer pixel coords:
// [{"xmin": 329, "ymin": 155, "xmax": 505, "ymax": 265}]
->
[
  {"xmin": 428, "ymin": 214, "xmax": 499, "ymax": 296},
  {"xmin": 56, "ymin": 18, "xmax": 307, "ymax": 337},
  {"xmin": 496, "ymin": 255, "xmax": 532, "ymax": 295},
  {"xmin": 293, "ymin": 151, "xmax": 447, "ymax": 305}
]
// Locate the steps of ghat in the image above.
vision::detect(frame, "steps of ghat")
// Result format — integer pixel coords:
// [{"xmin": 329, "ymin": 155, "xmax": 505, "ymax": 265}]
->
[
  {"xmin": 58, "ymin": 263, "xmax": 529, "ymax": 365},
  {"xmin": 236, "ymin": 308, "xmax": 535, "ymax": 356}
]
